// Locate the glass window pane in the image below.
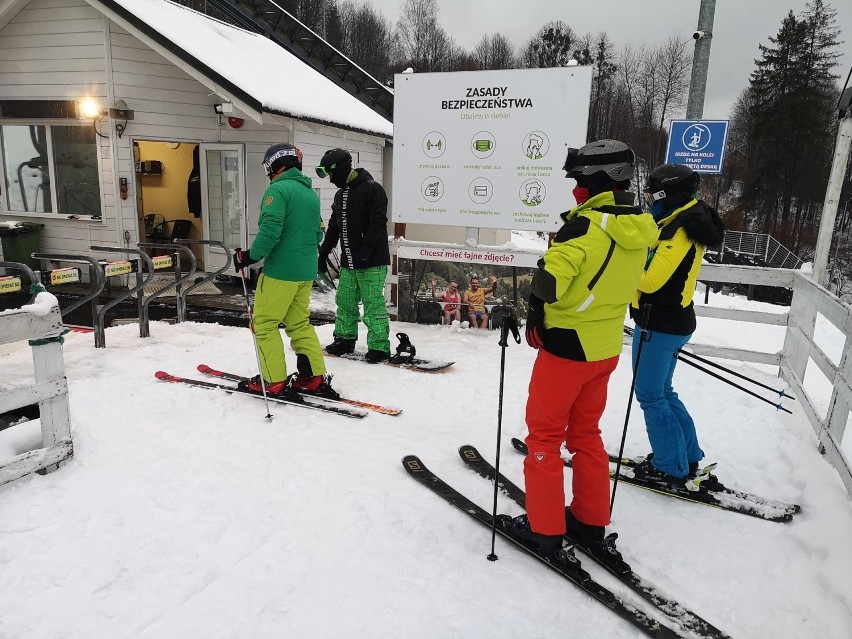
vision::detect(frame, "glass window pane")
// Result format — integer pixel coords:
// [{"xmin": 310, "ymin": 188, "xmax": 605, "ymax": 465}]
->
[
  {"xmin": 205, "ymin": 149, "xmax": 242, "ymax": 248},
  {"xmin": 53, "ymin": 125, "xmax": 101, "ymax": 216},
  {"xmin": 1, "ymin": 124, "xmax": 52, "ymax": 212}
]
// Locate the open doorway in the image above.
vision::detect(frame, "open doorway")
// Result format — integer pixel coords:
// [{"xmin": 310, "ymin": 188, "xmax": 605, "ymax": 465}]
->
[{"xmin": 135, "ymin": 140, "xmax": 203, "ymax": 270}]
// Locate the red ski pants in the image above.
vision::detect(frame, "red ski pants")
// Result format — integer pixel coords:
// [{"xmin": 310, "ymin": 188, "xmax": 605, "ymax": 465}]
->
[{"xmin": 524, "ymin": 349, "xmax": 618, "ymax": 534}]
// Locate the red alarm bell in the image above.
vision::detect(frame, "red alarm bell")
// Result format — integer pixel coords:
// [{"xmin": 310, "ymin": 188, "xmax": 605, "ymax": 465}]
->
[{"xmin": 227, "ymin": 116, "xmax": 244, "ymax": 129}]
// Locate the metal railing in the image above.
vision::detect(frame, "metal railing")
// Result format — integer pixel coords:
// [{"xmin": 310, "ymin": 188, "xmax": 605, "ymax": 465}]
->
[
  {"xmin": 695, "ymin": 262, "xmax": 851, "ymax": 494},
  {"xmin": 722, "ymin": 231, "xmax": 804, "ymax": 270}
]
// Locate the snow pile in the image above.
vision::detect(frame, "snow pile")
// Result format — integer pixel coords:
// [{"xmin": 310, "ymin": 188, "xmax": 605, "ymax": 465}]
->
[{"xmin": 0, "ymin": 288, "xmax": 850, "ymax": 638}]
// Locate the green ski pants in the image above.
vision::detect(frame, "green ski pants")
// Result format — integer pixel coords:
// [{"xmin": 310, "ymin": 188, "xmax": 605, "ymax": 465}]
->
[
  {"xmin": 334, "ymin": 266, "xmax": 390, "ymax": 352},
  {"xmin": 251, "ymin": 274, "xmax": 326, "ymax": 382}
]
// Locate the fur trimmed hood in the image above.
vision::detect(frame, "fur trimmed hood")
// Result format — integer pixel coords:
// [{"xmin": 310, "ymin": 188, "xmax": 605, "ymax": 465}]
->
[{"xmin": 660, "ymin": 200, "xmax": 725, "ymax": 250}]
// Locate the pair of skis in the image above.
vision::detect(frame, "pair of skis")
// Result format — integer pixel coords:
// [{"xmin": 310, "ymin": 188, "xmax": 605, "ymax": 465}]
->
[
  {"xmin": 509, "ymin": 438, "xmax": 800, "ymax": 523},
  {"xmin": 155, "ymin": 365, "xmax": 401, "ymax": 418},
  {"xmin": 404, "ymin": 448, "xmax": 730, "ymax": 638}
]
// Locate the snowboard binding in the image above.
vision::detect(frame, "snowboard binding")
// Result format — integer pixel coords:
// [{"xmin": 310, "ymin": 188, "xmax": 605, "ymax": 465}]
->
[{"xmin": 390, "ymin": 332, "xmax": 416, "ymax": 364}]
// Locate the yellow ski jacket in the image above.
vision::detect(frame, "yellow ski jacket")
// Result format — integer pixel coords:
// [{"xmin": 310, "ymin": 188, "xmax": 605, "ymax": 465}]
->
[{"xmin": 531, "ymin": 191, "xmax": 658, "ymax": 362}]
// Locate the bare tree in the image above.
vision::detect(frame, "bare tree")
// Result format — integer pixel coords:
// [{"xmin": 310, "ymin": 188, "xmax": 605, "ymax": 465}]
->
[
  {"xmin": 652, "ymin": 35, "xmax": 691, "ymax": 159},
  {"xmin": 472, "ymin": 33, "xmax": 516, "ymax": 70},
  {"xmin": 582, "ymin": 32, "xmax": 619, "ymax": 140},
  {"xmin": 395, "ymin": 0, "xmax": 452, "ymax": 72},
  {"xmin": 338, "ymin": 1, "xmax": 393, "ymax": 81}
]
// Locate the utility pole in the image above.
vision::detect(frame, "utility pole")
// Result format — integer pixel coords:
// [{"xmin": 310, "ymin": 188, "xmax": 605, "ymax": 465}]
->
[
  {"xmin": 813, "ymin": 88, "xmax": 852, "ymax": 287},
  {"xmin": 686, "ymin": 0, "xmax": 716, "ymax": 119}
]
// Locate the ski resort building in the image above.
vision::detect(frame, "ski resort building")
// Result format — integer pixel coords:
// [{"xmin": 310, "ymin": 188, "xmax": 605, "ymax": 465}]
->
[{"xmin": 0, "ymin": 0, "xmax": 394, "ymax": 273}]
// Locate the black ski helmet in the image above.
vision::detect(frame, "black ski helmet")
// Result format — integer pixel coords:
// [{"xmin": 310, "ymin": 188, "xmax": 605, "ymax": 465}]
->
[
  {"xmin": 263, "ymin": 143, "xmax": 302, "ymax": 178},
  {"xmin": 316, "ymin": 148, "xmax": 353, "ymax": 187},
  {"xmin": 563, "ymin": 139, "xmax": 635, "ymax": 182},
  {"xmin": 644, "ymin": 164, "xmax": 700, "ymax": 208}
]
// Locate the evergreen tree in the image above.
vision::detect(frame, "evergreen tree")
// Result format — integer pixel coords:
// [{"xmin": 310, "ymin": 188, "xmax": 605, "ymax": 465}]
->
[{"xmin": 736, "ymin": 0, "xmax": 842, "ymax": 254}]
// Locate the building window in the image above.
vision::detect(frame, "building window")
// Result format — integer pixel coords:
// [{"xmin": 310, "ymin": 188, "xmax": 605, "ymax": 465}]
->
[{"xmin": 1, "ymin": 123, "xmax": 102, "ymax": 217}]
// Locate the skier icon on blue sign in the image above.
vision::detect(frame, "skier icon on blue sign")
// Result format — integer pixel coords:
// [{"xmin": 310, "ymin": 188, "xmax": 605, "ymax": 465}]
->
[{"xmin": 683, "ymin": 124, "xmax": 711, "ymax": 151}]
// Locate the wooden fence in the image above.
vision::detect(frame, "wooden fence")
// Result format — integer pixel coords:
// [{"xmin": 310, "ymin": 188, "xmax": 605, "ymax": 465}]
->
[{"xmin": 698, "ymin": 263, "xmax": 852, "ymax": 494}]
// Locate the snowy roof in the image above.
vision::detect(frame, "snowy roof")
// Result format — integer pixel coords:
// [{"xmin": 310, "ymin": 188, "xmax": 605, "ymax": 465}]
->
[{"xmin": 93, "ymin": 0, "xmax": 393, "ymax": 138}]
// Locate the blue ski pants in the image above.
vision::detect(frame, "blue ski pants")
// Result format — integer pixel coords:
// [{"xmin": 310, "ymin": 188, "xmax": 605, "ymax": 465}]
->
[{"xmin": 631, "ymin": 329, "xmax": 703, "ymax": 478}]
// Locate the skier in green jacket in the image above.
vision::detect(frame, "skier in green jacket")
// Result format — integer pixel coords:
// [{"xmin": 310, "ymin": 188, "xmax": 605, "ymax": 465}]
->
[{"xmin": 233, "ymin": 144, "xmax": 337, "ymax": 401}]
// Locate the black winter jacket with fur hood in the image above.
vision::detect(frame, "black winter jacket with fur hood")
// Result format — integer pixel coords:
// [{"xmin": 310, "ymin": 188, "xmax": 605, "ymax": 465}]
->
[{"xmin": 630, "ymin": 199, "xmax": 725, "ymax": 335}]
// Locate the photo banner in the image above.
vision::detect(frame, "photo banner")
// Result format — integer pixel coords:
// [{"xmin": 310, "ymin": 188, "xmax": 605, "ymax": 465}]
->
[{"xmin": 392, "ymin": 67, "xmax": 592, "ymax": 232}]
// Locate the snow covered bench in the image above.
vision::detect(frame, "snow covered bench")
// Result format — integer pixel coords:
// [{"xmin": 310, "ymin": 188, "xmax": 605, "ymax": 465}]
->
[{"xmin": 0, "ymin": 269, "xmax": 73, "ymax": 487}]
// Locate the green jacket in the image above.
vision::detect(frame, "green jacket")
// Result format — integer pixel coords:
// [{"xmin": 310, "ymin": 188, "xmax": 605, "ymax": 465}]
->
[
  {"xmin": 531, "ymin": 191, "xmax": 658, "ymax": 361},
  {"xmin": 248, "ymin": 168, "xmax": 323, "ymax": 282}
]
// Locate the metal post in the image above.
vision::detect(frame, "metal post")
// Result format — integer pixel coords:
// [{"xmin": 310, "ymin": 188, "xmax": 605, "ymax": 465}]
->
[
  {"xmin": 828, "ymin": 199, "xmax": 851, "ymax": 293},
  {"xmin": 686, "ymin": 0, "xmax": 717, "ymax": 120},
  {"xmin": 813, "ymin": 96, "xmax": 852, "ymax": 285}
]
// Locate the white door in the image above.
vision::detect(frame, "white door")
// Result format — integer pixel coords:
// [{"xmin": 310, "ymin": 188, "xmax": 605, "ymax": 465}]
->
[{"xmin": 200, "ymin": 144, "xmax": 245, "ymax": 272}]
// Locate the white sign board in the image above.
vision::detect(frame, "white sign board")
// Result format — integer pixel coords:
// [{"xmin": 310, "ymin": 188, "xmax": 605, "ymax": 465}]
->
[
  {"xmin": 392, "ymin": 67, "xmax": 592, "ymax": 232},
  {"xmin": 395, "ymin": 243, "xmax": 542, "ymax": 269}
]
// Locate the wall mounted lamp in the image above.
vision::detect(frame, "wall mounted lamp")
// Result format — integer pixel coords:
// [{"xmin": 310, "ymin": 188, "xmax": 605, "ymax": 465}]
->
[
  {"xmin": 110, "ymin": 99, "xmax": 134, "ymax": 139},
  {"xmin": 79, "ymin": 99, "xmax": 108, "ymax": 139}
]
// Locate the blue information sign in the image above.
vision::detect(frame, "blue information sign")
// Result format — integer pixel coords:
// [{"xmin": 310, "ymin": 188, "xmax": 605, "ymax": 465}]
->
[{"xmin": 664, "ymin": 120, "xmax": 729, "ymax": 174}]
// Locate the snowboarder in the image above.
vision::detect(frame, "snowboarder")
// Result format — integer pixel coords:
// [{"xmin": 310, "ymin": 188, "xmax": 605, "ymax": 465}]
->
[
  {"xmin": 630, "ymin": 164, "xmax": 725, "ymax": 485},
  {"xmin": 233, "ymin": 143, "xmax": 337, "ymax": 401},
  {"xmin": 316, "ymin": 148, "xmax": 392, "ymax": 363},
  {"xmin": 503, "ymin": 140, "xmax": 658, "ymax": 562}
]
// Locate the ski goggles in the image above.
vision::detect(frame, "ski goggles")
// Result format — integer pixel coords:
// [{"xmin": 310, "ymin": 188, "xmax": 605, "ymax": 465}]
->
[
  {"xmin": 263, "ymin": 147, "xmax": 301, "ymax": 175},
  {"xmin": 315, "ymin": 164, "xmax": 335, "ymax": 179},
  {"xmin": 643, "ymin": 189, "xmax": 667, "ymax": 208}
]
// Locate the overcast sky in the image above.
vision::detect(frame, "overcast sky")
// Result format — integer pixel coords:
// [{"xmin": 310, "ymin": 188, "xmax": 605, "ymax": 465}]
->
[{"xmin": 368, "ymin": 0, "xmax": 852, "ymax": 120}]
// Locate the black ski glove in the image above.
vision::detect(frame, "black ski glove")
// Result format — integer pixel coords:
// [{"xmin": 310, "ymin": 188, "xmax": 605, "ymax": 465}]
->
[
  {"xmin": 233, "ymin": 248, "xmax": 258, "ymax": 273},
  {"xmin": 318, "ymin": 250, "xmax": 329, "ymax": 274},
  {"xmin": 525, "ymin": 294, "xmax": 545, "ymax": 349}
]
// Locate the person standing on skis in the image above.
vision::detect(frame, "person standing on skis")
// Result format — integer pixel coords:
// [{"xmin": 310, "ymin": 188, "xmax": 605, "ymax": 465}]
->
[
  {"xmin": 232, "ymin": 143, "xmax": 338, "ymax": 401},
  {"xmin": 630, "ymin": 164, "xmax": 725, "ymax": 486},
  {"xmin": 316, "ymin": 148, "xmax": 392, "ymax": 363},
  {"xmin": 501, "ymin": 140, "xmax": 658, "ymax": 565}
]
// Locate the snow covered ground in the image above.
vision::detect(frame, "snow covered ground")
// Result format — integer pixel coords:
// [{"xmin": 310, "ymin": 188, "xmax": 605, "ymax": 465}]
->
[{"xmin": 1, "ymin": 286, "xmax": 851, "ymax": 638}]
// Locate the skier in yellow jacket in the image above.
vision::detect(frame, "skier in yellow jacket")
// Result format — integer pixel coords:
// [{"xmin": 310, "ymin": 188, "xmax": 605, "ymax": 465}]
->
[
  {"xmin": 499, "ymin": 140, "xmax": 658, "ymax": 567},
  {"xmin": 630, "ymin": 164, "xmax": 725, "ymax": 486}
]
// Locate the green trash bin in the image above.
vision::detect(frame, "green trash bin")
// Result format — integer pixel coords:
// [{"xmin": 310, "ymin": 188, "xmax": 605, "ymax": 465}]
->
[{"xmin": 0, "ymin": 221, "xmax": 45, "ymax": 270}]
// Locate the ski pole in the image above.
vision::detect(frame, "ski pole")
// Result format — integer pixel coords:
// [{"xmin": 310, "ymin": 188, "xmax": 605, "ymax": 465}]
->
[
  {"xmin": 675, "ymin": 349, "xmax": 795, "ymax": 400},
  {"xmin": 235, "ymin": 248, "xmax": 272, "ymax": 420},
  {"xmin": 624, "ymin": 324, "xmax": 795, "ymax": 401},
  {"xmin": 320, "ymin": 252, "xmax": 337, "ymax": 290},
  {"xmin": 488, "ymin": 314, "xmax": 521, "ymax": 562},
  {"xmin": 611, "ymin": 304, "xmax": 652, "ymax": 515},
  {"xmin": 674, "ymin": 355, "xmax": 793, "ymax": 413}
]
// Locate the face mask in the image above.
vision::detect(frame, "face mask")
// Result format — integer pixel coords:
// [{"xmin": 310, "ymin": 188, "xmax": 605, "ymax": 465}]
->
[
  {"xmin": 651, "ymin": 201, "xmax": 668, "ymax": 220},
  {"xmin": 572, "ymin": 186, "xmax": 591, "ymax": 204},
  {"xmin": 330, "ymin": 158, "xmax": 353, "ymax": 188}
]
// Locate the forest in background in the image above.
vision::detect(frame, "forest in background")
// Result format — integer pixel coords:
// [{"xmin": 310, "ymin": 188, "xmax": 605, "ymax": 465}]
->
[{"xmin": 177, "ymin": 0, "xmax": 852, "ymax": 303}]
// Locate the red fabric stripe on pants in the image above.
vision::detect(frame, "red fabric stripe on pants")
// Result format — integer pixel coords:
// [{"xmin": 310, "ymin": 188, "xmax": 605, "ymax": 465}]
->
[{"xmin": 523, "ymin": 349, "xmax": 619, "ymax": 534}]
